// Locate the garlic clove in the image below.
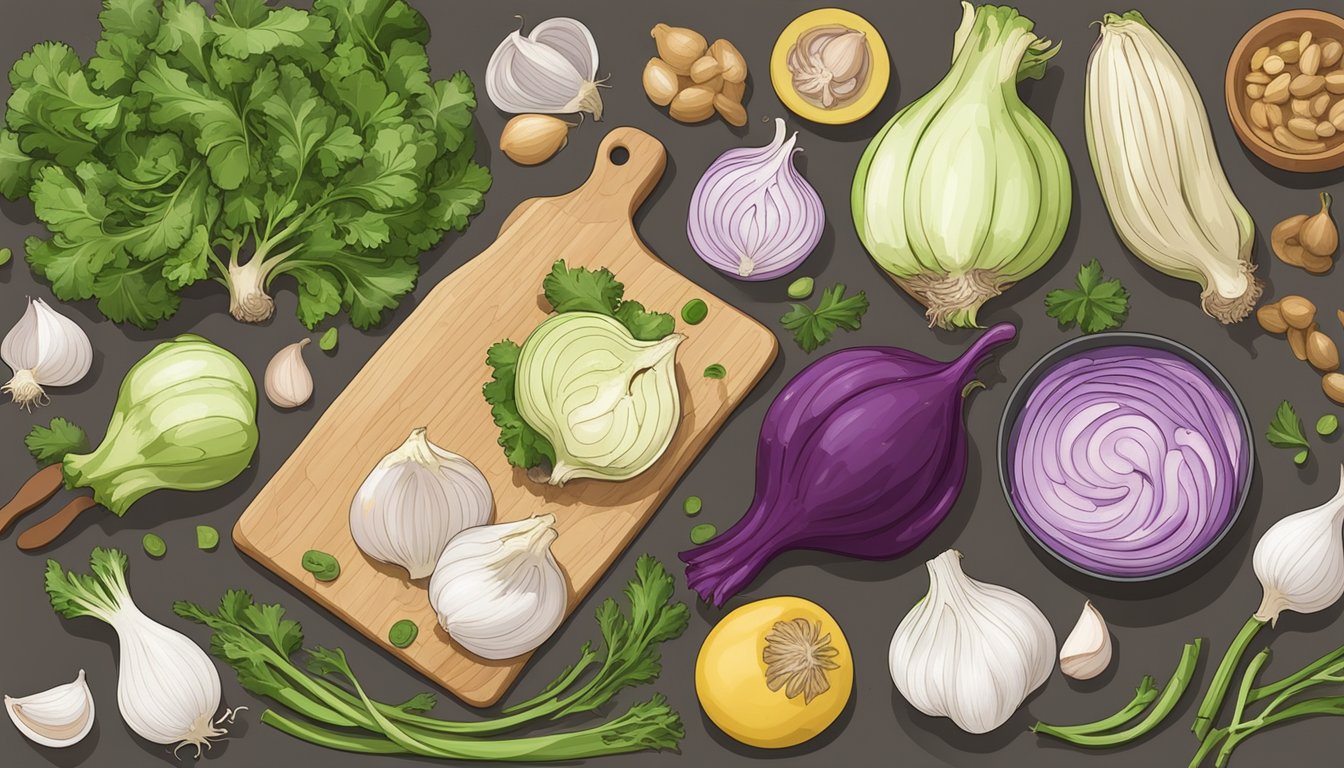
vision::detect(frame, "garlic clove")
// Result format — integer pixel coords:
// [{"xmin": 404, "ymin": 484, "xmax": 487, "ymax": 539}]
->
[
  {"xmin": 264, "ymin": 338, "xmax": 313, "ymax": 409},
  {"xmin": 1300, "ymin": 191, "xmax": 1339, "ymax": 257},
  {"xmin": 1254, "ymin": 465, "xmax": 1344, "ymax": 626},
  {"xmin": 500, "ymin": 114, "xmax": 572, "ymax": 166},
  {"xmin": 5, "ymin": 670, "xmax": 95, "ymax": 748},
  {"xmin": 350, "ymin": 427, "xmax": 494, "ymax": 580},
  {"xmin": 2, "ymin": 297, "xmax": 93, "ymax": 409},
  {"xmin": 1059, "ymin": 601, "xmax": 1112, "ymax": 680},
  {"xmin": 819, "ymin": 30, "xmax": 869, "ymax": 83},
  {"xmin": 428, "ymin": 514, "xmax": 568, "ymax": 660},
  {"xmin": 651, "ymin": 23, "xmax": 707, "ymax": 74}
]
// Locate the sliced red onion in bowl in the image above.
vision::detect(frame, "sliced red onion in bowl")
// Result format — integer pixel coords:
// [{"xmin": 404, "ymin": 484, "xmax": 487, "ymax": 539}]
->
[
  {"xmin": 687, "ymin": 118, "xmax": 824, "ymax": 281},
  {"xmin": 1004, "ymin": 341, "xmax": 1250, "ymax": 580}
]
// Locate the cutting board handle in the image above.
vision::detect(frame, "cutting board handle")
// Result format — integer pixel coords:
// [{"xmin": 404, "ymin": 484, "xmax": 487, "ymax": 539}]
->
[{"xmin": 564, "ymin": 127, "xmax": 667, "ymax": 221}]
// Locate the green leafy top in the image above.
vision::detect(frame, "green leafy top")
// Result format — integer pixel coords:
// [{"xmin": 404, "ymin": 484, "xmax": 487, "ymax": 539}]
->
[
  {"xmin": 1044, "ymin": 260, "xmax": 1130, "ymax": 334},
  {"xmin": 25, "ymin": 417, "xmax": 88, "ymax": 466},
  {"xmin": 45, "ymin": 547, "xmax": 133, "ymax": 624},
  {"xmin": 780, "ymin": 283, "xmax": 869, "ymax": 352},
  {"xmin": 1268, "ymin": 400, "xmax": 1310, "ymax": 454},
  {"xmin": 1, "ymin": 0, "xmax": 490, "ymax": 330},
  {"xmin": 483, "ymin": 260, "xmax": 675, "ymax": 469}
]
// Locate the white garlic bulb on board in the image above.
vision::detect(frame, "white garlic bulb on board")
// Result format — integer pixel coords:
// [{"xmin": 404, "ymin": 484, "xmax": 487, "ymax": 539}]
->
[
  {"xmin": 4, "ymin": 670, "xmax": 95, "ymax": 748},
  {"xmin": 350, "ymin": 427, "xmax": 494, "ymax": 580},
  {"xmin": 429, "ymin": 514, "xmax": 568, "ymax": 660}
]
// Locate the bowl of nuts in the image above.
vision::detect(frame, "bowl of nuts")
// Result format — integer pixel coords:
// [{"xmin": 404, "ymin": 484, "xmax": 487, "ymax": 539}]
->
[{"xmin": 1226, "ymin": 10, "xmax": 1344, "ymax": 172}]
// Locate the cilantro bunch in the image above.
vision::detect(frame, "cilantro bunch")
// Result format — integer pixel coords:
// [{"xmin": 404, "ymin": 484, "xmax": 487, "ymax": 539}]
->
[{"xmin": 0, "ymin": 0, "xmax": 490, "ymax": 329}]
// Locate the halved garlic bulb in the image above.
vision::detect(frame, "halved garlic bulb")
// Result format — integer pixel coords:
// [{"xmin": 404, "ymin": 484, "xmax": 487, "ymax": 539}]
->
[
  {"xmin": 428, "ymin": 514, "xmax": 568, "ymax": 659},
  {"xmin": 350, "ymin": 428, "xmax": 494, "ymax": 580},
  {"xmin": 5, "ymin": 670, "xmax": 95, "ymax": 748},
  {"xmin": 1059, "ymin": 601, "xmax": 1112, "ymax": 680}
]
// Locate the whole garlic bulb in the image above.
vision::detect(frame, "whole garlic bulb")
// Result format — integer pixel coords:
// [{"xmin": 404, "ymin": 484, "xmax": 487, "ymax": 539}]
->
[
  {"xmin": 2, "ymin": 297, "xmax": 93, "ymax": 409},
  {"xmin": 5, "ymin": 669, "xmax": 95, "ymax": 748},
  {"xmin": 1059, "ymin": 601, "xmax": 1112, "ymax": 680},
  {"xmin": 889, "ymin": 550, "xmax": 1056, "ymax": 734},
  {"xmin": 1254, "ymin": 465, "xmax": 1344, "ymax": 626},
  {"xmin": 264, "ymin": 339, "xmax": 313, "ymax": 408},
  {"xmin": 429, "ymin": 514, "xmax": 568, "ymax": 660},
  {"xmin": 350, "ymin": 428, "xmax": 494, "ymax": 580}
]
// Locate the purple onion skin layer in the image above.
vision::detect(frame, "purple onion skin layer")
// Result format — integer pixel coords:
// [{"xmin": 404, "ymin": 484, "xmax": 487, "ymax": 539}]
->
[{"xmin": 680, "ymin": 323, "xmax": 1017, "ymax": 606}]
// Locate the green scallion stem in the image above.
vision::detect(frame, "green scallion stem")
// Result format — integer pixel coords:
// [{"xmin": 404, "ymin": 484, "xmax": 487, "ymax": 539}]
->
[
  {"xmin": 1034, "ymin": 639, "xmax": 1202, "ymax": 748},
  {"xmin": 1031, "ymin": 676, "xmax": 1158, "ymax": 737},
  {"xmin": 1215, "ymin": 696, "xmax": 1344, "ymax": 767},
  {"xmin": 1248, "ymin": 645, "xmax": 1344, "ymax": 703},
  {"xmin": 1229, "ymin": 649, "xmax": 1270, "ymax": 728},
  {"xmin": 1192, "ymin": 616, "xmax": 1266, "ymax": 740}
]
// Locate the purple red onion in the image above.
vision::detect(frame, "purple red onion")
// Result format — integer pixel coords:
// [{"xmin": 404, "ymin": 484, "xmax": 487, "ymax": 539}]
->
[
  {"xmin": 680, "ymin": 323, "xmax": 1017, "ymax": 606},
  {"xmin": 686, "ymin": 118, "xmax": 824, "ymax": 281},
  {"xmin": 1007, "ymin": 345, "xmax": 1248, "ymax": 579}
]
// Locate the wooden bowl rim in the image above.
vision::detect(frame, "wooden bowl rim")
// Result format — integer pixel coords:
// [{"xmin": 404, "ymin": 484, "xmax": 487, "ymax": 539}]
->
[{"xmin": 1225, "ymin": 9, "xmax": 1344, "ymax": 171}]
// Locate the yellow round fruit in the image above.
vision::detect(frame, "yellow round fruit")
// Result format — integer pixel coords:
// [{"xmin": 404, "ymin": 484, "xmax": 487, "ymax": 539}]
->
[
  {"xmin": 695, "ymin": 596, "xmax": 852, "ymax": 749},
  {"xmin": 770, "ymin": 8, "xmax": 890, "ymax": 125}
]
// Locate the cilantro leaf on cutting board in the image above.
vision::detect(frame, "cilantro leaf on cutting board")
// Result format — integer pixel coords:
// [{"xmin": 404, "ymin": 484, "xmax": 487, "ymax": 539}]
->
[
  {"xmin": 25, "ymin": 417, "xmax": 87, "ymax": 467},
  {"xmin": 1267, "ymin": 400, "xmax": 1311, "ymax": 465},
  {"xmin": 1044, "ymin": 260, "xmax": 1130, "ymax": 334},
  {"xmin": 780, "ymin": 283, "xmax": 869, "ymax": 352},
  {"xmin": 482, "ymin": 340, "xmax": 555, "ymax": 469}
]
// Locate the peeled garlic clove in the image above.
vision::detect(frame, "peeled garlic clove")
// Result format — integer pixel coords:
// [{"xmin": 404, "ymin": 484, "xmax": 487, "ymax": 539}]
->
[
  {"xmin": 2, "ymin": 297, "xmax": 93, "ymax": 409},
  {"xmin": 265, "ymin": 338, "xmax": 313, "ymax": 409},
  {"xmin": 643, "ymin": 57, "xmax": 680, "ymax": 106},
  {"xmin": 1059, "ymin": 601, "xmax": 1112, "ymax": 680},
  {"xmin": 1300, "ymin": 192, "xmax": 1339, "ymax": 257},
  {"xmin": 651, "ymin": 23, "xmax": 707, "ymax": 74},
  {"xmin": 500, "ymin": 114, "xmax": 572, "ymax": 166},
  {"xmin": 350, "ymin": 427, "xmax": 494, "ymax": 580},
  {"xmin": 1254, "ymin": 465, "xmax": 1344, "ymax": 626},
  {"xmin": 428, "ymin": 514, "xmax": 568, "ymax": 660},
  {"xmin": 5, "ymin": 670, "xmax": 95, "ymax": 748}
]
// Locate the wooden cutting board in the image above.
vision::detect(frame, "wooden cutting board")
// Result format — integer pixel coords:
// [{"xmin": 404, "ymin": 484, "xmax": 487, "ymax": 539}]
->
[{"xmin": 234, "ymin": 127, "xmax": 779, "ymax": 707}]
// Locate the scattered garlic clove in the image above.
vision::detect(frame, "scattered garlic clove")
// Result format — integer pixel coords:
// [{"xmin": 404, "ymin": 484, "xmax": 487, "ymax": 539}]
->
[
  {"xmin": 1301, "ymin": 192, "xmax": 1339, "ymax": 257},
  {"xmin": 1059, "ymin": 601, "xmax": 1112, "ymax": 680},
  {"xmin": 643, "ymin": 58, "xmax": 680, "ymax": 106},
  {"xmin": 264, "ymin": 339, "xmax": 313, "ymax": 409},
  {"xmin": 499, "ymin": 114, "xmax": 573, "ymax": 166},
  {"xmin": 2, "ymin": 298, "xmax": 93, "ymax": 410},
  {"xmin": 5, "ymin": 670, "xmax": 95, "ymax": 748},
  {"xmin": 651, "ymin": 23, "xmax": 706, "ymax": 74}
]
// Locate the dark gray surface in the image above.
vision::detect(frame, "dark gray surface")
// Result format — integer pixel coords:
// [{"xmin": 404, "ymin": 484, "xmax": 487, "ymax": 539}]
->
[{"xmin": 2, "ymin": 1, "xmax": 1342, "ymax": 766}]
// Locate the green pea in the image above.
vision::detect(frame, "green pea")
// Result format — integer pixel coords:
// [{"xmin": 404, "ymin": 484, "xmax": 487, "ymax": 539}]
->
[
  {"xmin": 703, "ymin": 363, "xmax": 726, "ymax": 379},
  {"xmin": 302, "ymin": 550, "xmax": 341, "ymax": 582},
  {"xmin": 142, "ymin": 533, "xmax": 166, "ymax": 558},
  {"xmin": 690, "ymin": 524, "xmax": 717, "ymax": 544},
  {"xmin": 196, "ymin": 525, "xmax": 220, "ymax": 551},
  {"xmin": 1318, "ymin": 414, "xmax": 1338, "ymax": 436},
  {"xmin": 787, "ymin": 277, "xmax": 814, "ymax": 299},
  {"xmin": 319, "ymin": 327, "xmax": 339, "ymax": 351},
  {"xmin": 389, "ymin": 619, "xmax": 419, "ymax": 648},
  {"xmin": 683, "ymin": 496, "xmax": 703, "ymax": 516},
  {"xmin": 681, "ymin": 298, "xmax": 709, "ymax": 325}
]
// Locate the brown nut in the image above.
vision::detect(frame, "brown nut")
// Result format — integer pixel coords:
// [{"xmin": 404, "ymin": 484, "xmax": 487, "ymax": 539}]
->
[
  {"xmin": 1324, "ymin": 372, "xmax": 1344, "ymax": 404},
  {"xmin": 1273, "ymin": 214, "xmax": 1310, "ymax": 267},
  {"xmin": 721, "ymin": 78, "xmax": 746, "ymax": 103},
  {"xmin": 642, "ymin": 58, "xmax": 680, "ymax": 106},
  {"xmin": 709, "ymin": 38, "xmax": 748, "ymax": 83},
  {"xmin": 651, "ymin": 23, "xmax": 707, "ymax": 74},
  {"xmin": 1280, "ymin": 295, "xmax": 1318, "ymax": 329},
  {"xmin": 1288, "ymin": 326, "xmax": 1311, "ymax": 360},
  {"xmin": 713, "ymin": 93, "xmax": 747, "ymax": 126},
  {"xmin": 668, "ymin": 85, "xmax": 716, "ymax": 123},
  {"xmin": 1257, "ymin": 303, "xmax": 1290, "ymax": 333},
  {"xmin": 1308, "ymin": 331, "xmax": 1341, "ymax": 371},
  {"xmin": 1338, "ymin": 308, "xmax": 1344, "ymax": 330},
  {"xmin": 689, "ymin": 55, "xmax": 722, "ymax": 84}
]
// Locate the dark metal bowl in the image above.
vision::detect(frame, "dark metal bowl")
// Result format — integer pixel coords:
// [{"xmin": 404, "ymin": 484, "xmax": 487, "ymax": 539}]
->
[{"xmin": 996, "ymin": 332, "xmax": 1255, "ymax": 583}]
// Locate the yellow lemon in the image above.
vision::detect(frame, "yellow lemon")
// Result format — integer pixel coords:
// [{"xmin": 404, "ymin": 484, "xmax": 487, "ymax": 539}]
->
[{"xmin": 695, "ymin": 596, "xmax": 852, "ymax": 748}]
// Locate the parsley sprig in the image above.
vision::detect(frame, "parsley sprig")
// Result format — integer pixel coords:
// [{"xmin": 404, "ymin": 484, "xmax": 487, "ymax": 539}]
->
[
  {"xmin": 1044, "ymin": 260, "xmax": 1129, "ymax": 333},
  {"xmin": 25, "ymin": 417, "xmax": 87, "ymax": 467},
  {"xmin": 1267, "ymin": 400, "xmax": 1311, "ymax": 465},
  {"xmin": 780, "ymin": 282, "xmax": 869, "ymax": 352}
]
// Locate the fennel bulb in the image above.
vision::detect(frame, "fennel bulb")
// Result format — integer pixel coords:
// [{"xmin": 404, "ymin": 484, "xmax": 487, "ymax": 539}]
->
[{"xmin": 852, "ymin": 2, "xmax": 1071, "ymax": 330}]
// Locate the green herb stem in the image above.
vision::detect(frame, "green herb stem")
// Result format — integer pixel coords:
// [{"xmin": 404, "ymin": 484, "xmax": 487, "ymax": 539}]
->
[
  {"xmin": 1034, "ymin": 639, "xmax": 1201, "ymax": 748},
  {"xmin": 1214, "ymin": 696, "xmax": 1344, "ymax": 767},
  {"xmin": 1193, "ymin": 617, "xmax": 1266, "ymax": 740},
  {"xmin": 1249, "ymin": 644, "xmax": 1344, "ymax": 702},
  {"xmin": 1229, "ymin": 649, "xmax": 1270, "ymax": 728},
  {"xmin": 1031, "ymin": 676, "xmax": 1158, "ymax": 738}
]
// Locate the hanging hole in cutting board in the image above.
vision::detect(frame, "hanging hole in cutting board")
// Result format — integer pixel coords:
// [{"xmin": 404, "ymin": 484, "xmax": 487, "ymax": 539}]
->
[{"xmin": 609, "ymin": 145, "xmax": 630, "ymax": 165}]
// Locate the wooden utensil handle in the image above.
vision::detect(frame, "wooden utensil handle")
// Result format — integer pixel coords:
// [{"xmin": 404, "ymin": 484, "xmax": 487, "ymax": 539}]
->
[
  {"xmin": 17, "ymin": 496, "xmax": 98, "ymax": 551},
  {"xmin": 565, "ymin": 127, "xmax": 668, "ymax": 221},
  {"xmin": 0, "ymin": 465, "xmax": 64, "ymax": 535}
]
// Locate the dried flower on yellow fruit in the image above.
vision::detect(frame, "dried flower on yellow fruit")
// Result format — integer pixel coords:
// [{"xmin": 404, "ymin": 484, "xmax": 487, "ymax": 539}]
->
[{"xmin": 695, "ymin": 596, "xmax": 852, "ymax": 748}]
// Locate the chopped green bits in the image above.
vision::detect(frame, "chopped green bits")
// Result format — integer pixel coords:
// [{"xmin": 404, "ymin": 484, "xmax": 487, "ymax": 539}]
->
[
  {"xmin": 787, "ymin": 277, "xmax": 814, "ymax": 299},
  {"xmin": 389, "ymin": 619, "xmax": 419, "ymax": 648},
  {"xmin": 690, "ymin": 524, "xmax": 717, "ymax": 545},
  {"xmin": 302, "ymin": 550, "xmax": 341, "ymax": 582},
  {"xmin": 1318, "ymin": 414, "xmax": 1339, "ymax": 436},
  {"xmin": 683, "ymin": 496, "xmax": 702, "ymax": 516},
  {"xmin": 0, "ymin": 247, "xmax": 11, "ymax": 267},
  {"xmin": 196, "ymin": 525, "xmax": 220, "ymax": 551},
  {"xmin": 703, "ymin": 363, "xmax": 726, "ymax": 379},
  {"xmin": 1295, "ymin": 449, "xmax": 1310, "ymax": 466},
  {"xmin": 681, "ymin": 298, "xmax": 708, "ymax": 325},
  {"xmin": 319, "ymin": 327, "xmax": 339, "ymax": 351},
  {"xmin": 142, "ymin": 533, "xmax": 166, "ymax": 558}
]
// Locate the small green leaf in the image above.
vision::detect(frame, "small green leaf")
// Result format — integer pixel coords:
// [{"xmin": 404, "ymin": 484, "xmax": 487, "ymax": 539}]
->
[
  {"xmin": 388, "ymin": 619, "xmax": 418, "ymax": 648},
  {"xmin": 681, "ymin": 298, "xmax": 708, "ymax": 325},
  {"xmin": 1295, "ymin": 449, "xmax": 1310, "ymax": 466},
  {"xmin": 0, "ymin": 247, "xmax": 11, "ymax": 266},
  {"xmin": 690, "ymin": 524, "xmax": 717, "ymax": 545},
  {"xmin": 780, "ymin": 283, "xmax": 869, "ymax": 353},
  {"xmin": 683, "ymin": 496, "xmax": 702, "ymax": 516},
  {"xmin": 703, "ymin": 363, "xmax": 726, "ymax": 379},
  {"xmin": 143, "ymin": 533, "xmax": 166, "ymax": 558},
  {"xmin": 319, "ymin": 327, "xmax": 338, "ymax": 351},
  {"xmin": 787, "ymin": 276, "xmax": 814, "ymax": 299},
  {"xmin": 1267, "ymin": 401, "xmax": 1311, "ymax": 452},
  {"xmin": 196, "ymin": 525, "xmax": 219, "ymax": 551},
  {"xmin": 1317, "ymin": 414, "xmax": 1339, "ymax": 436},
  {"xmin": 1044, "ymin": 260, "xmax": 1130, "ymax": 334},
  {"xmin": 25, "ymin": 418, "xmax": 88, "ymax": 467}
]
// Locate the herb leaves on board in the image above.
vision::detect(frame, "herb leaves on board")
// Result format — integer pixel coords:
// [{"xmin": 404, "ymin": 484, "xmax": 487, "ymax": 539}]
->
[{"xmin": 1044, "ymin": 260, "xmax": 1130, "ymax": 334}]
